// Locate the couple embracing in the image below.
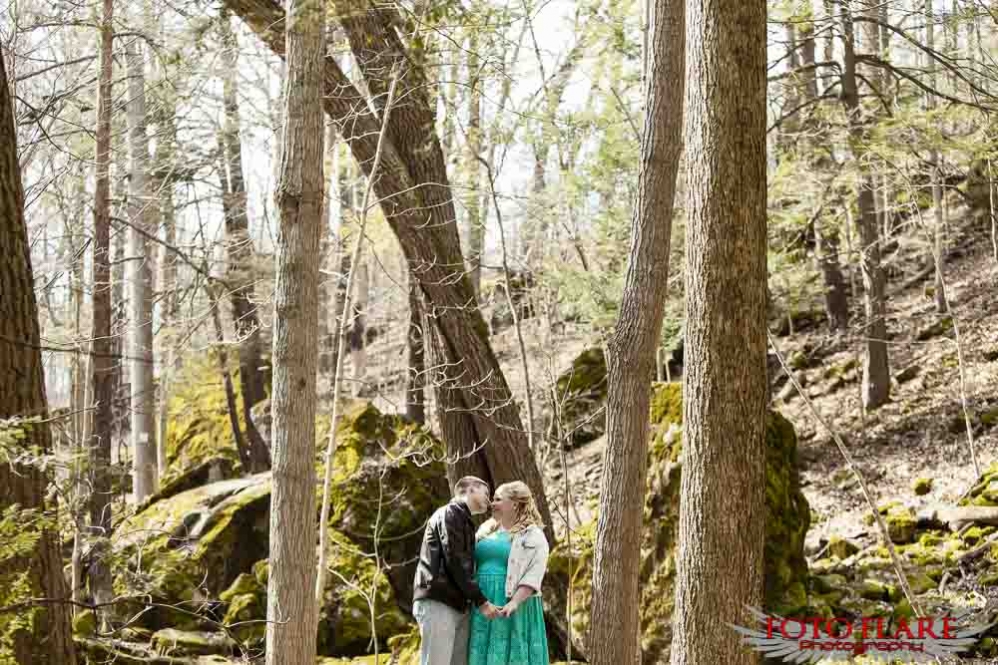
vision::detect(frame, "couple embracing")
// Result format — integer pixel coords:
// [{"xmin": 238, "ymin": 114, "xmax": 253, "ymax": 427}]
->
[{"xmin": 412, "ymin": 476, "xmax": 550, "ymax": 665}]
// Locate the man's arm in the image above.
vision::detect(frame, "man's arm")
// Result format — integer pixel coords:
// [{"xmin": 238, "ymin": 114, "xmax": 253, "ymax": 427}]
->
[{"xmin": 439, "ymin": 506, "xmax": 489, "ymax": 608}]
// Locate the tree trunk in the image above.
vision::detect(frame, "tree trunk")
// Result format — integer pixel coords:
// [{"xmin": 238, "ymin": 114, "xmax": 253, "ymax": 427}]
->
[
  {"xmin": 669, "ymin": 0, "xmax": 768, "ymax": 661},
  {"xmin": 925, "ymin": 0, "xmax": 948, "ymax": 313},
  {"xmin": 226, "ymin": 0, "xmax": 554, "ymax": 536},
  {"xmin": 815, "ymin": 219, "xmax": 850, "ymax": 331},
  {"xmin": 406, "ymin": 276, "xmax": 426, "ymax": 424},
  {"xmin": 464, "ymin": 29, "xmax": 484, "ymax": 298},
  {"xmin": 349, "ymin": 259, "xmax": 368, "ymax": 396},
  {"xmin": 264, "ymin": 0, "xmax": 324, "ymax": 660},
  {"xmin": 219, "ymin": 10, "xmax": 271, "ymax": 471},
  {"xmin": 88, "ymin": 0, "xmax": 116, "ymax": 616},
  {"xmin": 841, "ymin": 1, "xmax": 890, "ymax": 410},
  {"xmin": 798, "ymin": 16, "xmax": 849, "ymax": 331},
  {"xmin": 125, "ymin": 34, "xmax": 159, "ymax": 501},
  {"xmin": 0, "ymin": 46, "xmax": 78, "ymax": 665},
  {"xmin": 154, "ymin": 77, "xmax": 179, "ymax": 481},
  {"xmin": 587, "ymin": 0, "xmax": 685, "ymax": 662}
]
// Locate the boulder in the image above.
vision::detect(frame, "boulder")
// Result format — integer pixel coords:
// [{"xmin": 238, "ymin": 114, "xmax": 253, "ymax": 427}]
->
[
  {"xmin": 547, "ymin": 347, "xmax": 609, "ymax": 448},
  {"xmin": 114, "ymin": 399, "xmax": 448, "ymax": 657},
  {"xmin": 162, "ymin": 356, "xmax": 248, "ymax": 484},
  {"xmin": 547, "ymin": 382, "xmax": 811, "ymax": 662}
]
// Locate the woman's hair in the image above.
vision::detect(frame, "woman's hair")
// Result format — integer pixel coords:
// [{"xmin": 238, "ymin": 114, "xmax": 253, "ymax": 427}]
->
[{"xmin": 476, "ymin": 481, "xmax": 545, "ymax": 540}]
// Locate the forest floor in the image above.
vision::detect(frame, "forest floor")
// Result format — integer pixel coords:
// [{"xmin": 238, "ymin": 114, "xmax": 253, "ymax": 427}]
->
[{"xmin": 775, "ymin": 217, "xmax": 998, "ymax": 560}]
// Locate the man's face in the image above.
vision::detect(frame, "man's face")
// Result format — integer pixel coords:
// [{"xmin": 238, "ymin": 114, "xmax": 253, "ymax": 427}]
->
[{"xmin": 464, "ymin": 483, "xmax": 491, "ymax": 515}]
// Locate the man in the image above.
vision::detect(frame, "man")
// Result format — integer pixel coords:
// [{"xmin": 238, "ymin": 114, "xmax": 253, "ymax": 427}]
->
[{"xmin": 413, "ymin": 475, "xmax": 500, "ymax": 664}]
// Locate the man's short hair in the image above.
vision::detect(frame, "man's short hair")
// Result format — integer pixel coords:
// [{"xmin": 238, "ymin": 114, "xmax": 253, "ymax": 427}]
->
[{"xmin": 454, "ymin": 475, "xmax": 490, "ymax": 498}]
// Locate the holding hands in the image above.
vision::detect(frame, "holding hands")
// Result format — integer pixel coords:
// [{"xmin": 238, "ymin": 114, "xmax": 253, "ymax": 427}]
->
[{"xmin": 479, "ymin": 600, "xmax": 519, "ymax": 619}]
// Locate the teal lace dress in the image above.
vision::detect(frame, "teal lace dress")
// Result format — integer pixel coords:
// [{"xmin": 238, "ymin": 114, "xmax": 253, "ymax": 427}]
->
[{"xmin": 467, "ymin": 530, "xmax": 549, "ymax": 665}]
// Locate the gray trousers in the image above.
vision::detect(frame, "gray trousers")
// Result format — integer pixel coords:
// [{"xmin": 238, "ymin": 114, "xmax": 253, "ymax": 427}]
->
[{"xmin": 413, "ymin": 598, "xmax": 469, "ymax": 665}]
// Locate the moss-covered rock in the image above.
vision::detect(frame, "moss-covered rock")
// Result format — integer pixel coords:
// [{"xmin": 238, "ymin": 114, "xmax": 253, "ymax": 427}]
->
[
  {"xmin": 116, "ymin": 399, "xmax": 445, "ymax": 657},
  {"xmin": 913, "ymin": 477, "xmax": 933, "ymax": 496},
  {"xmin": 150, "ymin": 628, "xmax": 236, "ymax": 657},
  {"xmin": 885, "ymin": 505, "xmax": 917, "ymax": 544},
  {"xmin": 548, "ymin": 347, "xmax": 609, "ymax": 448},
  {"xmin": 959, "ymin": 462, "xmax": 998, "ymax": 507},
  {"xmin": 111, "ymin": 474, "xmax": 271, "ymax": 631},
  {"xmin": 162, "ymin": 356, "xmax": 247, "ymax": 485},
  {"xmin": 548, "ymin": 381, "xmax": 810, "ymax": 662},
  {"xmin": 826, "ymin": 536, "xmax": 860, "ymax": 560},
  {"xmin": 318, "ymin": 401, "xmax": 450, "ymax": 613}
]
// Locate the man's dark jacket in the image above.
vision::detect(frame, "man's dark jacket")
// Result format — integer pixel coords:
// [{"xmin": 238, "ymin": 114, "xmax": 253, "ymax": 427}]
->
[{"xmin": 413, "ymin": 499, "xmax": 488, "ymax": 611}]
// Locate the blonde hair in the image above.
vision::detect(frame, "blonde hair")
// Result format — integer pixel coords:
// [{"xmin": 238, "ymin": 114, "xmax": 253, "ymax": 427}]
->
[{"xmin": 476, "ymin": 481, "xmax": 545, "ymax": 540}]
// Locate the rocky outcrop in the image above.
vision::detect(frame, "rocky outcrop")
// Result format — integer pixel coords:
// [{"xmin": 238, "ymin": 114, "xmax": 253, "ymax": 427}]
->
[{"xmin": 548, "ymin": 382, "xmax": 811, "ymax": 662}]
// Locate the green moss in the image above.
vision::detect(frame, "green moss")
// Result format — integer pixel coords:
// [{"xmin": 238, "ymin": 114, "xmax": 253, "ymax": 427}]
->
[
  {"xmin": 162, "ymin": 355, "xmax": 245, "ymax": 484},
  {"xmin": 72, "ymin": 609, "xmax": 97, "ymax": 637},
  {"xmin": 826, "ymin": 536, "xmax": 859, "ymax": 560},
  {"xmin": 913, "ymin": 477, "xmax": 933, "ymax": 496},
  {"xmin": 151, "ymin": 628, "xmax": 235, "ymax": 657},
  {"xmin": 885, "ymin": 505, "xmax": 917, "ymax": 544},
  {"xmin": 908, "ymin": 572, "xmax": 937, "ymax": 594},
  {"xmin": 916, "ymin": 316, "xmax": 953, "ymax": 341},
  {"xmin": 982, "ymin": 407, "xmax": 998, "ymax": 428},
  {"xmin": 823, "ymin": 358, "xmax": 858, "ymax": 380}
]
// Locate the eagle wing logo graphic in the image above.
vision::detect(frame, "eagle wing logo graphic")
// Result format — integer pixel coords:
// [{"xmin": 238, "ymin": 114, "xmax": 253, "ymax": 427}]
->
[
  {"xmin": 727, "ymin": 605, "xmax": 993, "ymax": 664},
  {"xmin": 727, "ymin": 606, "xmax": 851, "ymax": 664}
]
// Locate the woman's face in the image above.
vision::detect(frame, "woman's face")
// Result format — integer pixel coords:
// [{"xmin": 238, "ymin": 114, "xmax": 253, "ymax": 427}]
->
[{"xmin": 492, "ymin": 493, "xmax": 515, "ymax": 524}]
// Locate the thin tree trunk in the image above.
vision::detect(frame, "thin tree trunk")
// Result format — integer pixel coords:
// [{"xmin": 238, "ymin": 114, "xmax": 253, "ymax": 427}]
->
[
  {"xmin": 0, "ymin": 46, "xmax": 78, "ymax": 665},
  {"xmin": 799, "ymin": 16, "xmax": 849, "ymax": 330},
  {"xmin": 219, "ymin": 10, "xmax": 271, "ymax": 471},
  {"xmin": 265, "ymin": 0, "xmax": 324, "ymax": 659},
  {"xmin": 88, "ymin": 0, "xmax": 116, "ymax": 617},
  {"xmin": 587, "ymin": 0, "xmax": 685, "ymax": 661},
  {"xmin": 815, "ymin": 219, "xmax": 850, "ymax": 330},
  {"xmin": 464, "ymin": 30, "xmax": 484, "ymax": 298},
  {"xmin": 842, "ymin": 1, "xmax": 890, "ymax": 410},
  {"xmin": 125, "ymin": 34, "xmax": 158, "ymax": 501},
  {"xmin": 406, "ymin": 277, "xmax": 426, "ymax": 424},
  {"xmin": 217, "ymin": 149, "xmax": 272, "ymax": 473},
  {"xmin": 670, "ymin": 0, "xmax": 768, "ymax": 661},
  {"xmin": 925, "ymin": 0, "xmax": 948, "ymax": 313},
  {"xmin": 155, "ymin": 82, "xmax": 179, "ymax": 481},
  {"xmin": 349, "ymin": 259, "xmax": 368, "ymax": 396}
]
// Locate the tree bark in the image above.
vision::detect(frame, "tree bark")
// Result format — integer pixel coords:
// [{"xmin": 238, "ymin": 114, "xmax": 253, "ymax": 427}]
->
[
  {"xmin": 348, "ymin": 258, "xmax": 368, "ymax": 396},
  {"xmin": 0, "ymin": 46, "xmax": 78, "ymax": 665},
  {"xmin": 88, "ymin": 0, "xmax": 116, "ymax": 615},
  {"xmin": 798, "ymin": 16, "xmax": 849, "ymax": 331},
  {"xmin": 264, "ymin": 0, "xmax": 324, "ymax": 660},
  {"xmin": 669, "ymin": 0, "xmax": 768, "ymax": 661},
  {"xmin": 225, "ymin": 0, "xmax": 554, "ymax": 535},
  {"xmin": 464, "ymin": 29, "xmax": 484, "ymax": 298},
  {"xmin": 154, "ymin": 74, "xmax": 179, "ymax": 481},
  {"xmin": 587, "ymin": 0, "xmax": 684, "ymax": 662},
  {"xmin": 924, "ymin": 0, "xmax": 948, "ymax": 313},
  {"xmin": 406, "ymin": 276, "xmax": 426, "ymax": 424},
  {"xmin": 219, "ymin": 10, "xmax": 271, "ymax": 471},
  {"xmin": 841, "ymin": 1, "xmax": 890, "ymax": 410},
  {"xmin": 125, "ymin": 34, "xmax": 159, "ymax": 501}
]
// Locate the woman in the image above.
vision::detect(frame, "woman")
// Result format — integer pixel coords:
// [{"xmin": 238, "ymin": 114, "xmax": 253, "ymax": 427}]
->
[{"xmin": 467, "ymin": 481, "xmax": 550, "ymax": 665}]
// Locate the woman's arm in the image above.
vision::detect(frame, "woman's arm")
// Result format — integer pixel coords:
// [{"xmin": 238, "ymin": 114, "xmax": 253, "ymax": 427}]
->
[{"xmin": 497, "ymin": 585, "xmax": 535, "ymax": 617}]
